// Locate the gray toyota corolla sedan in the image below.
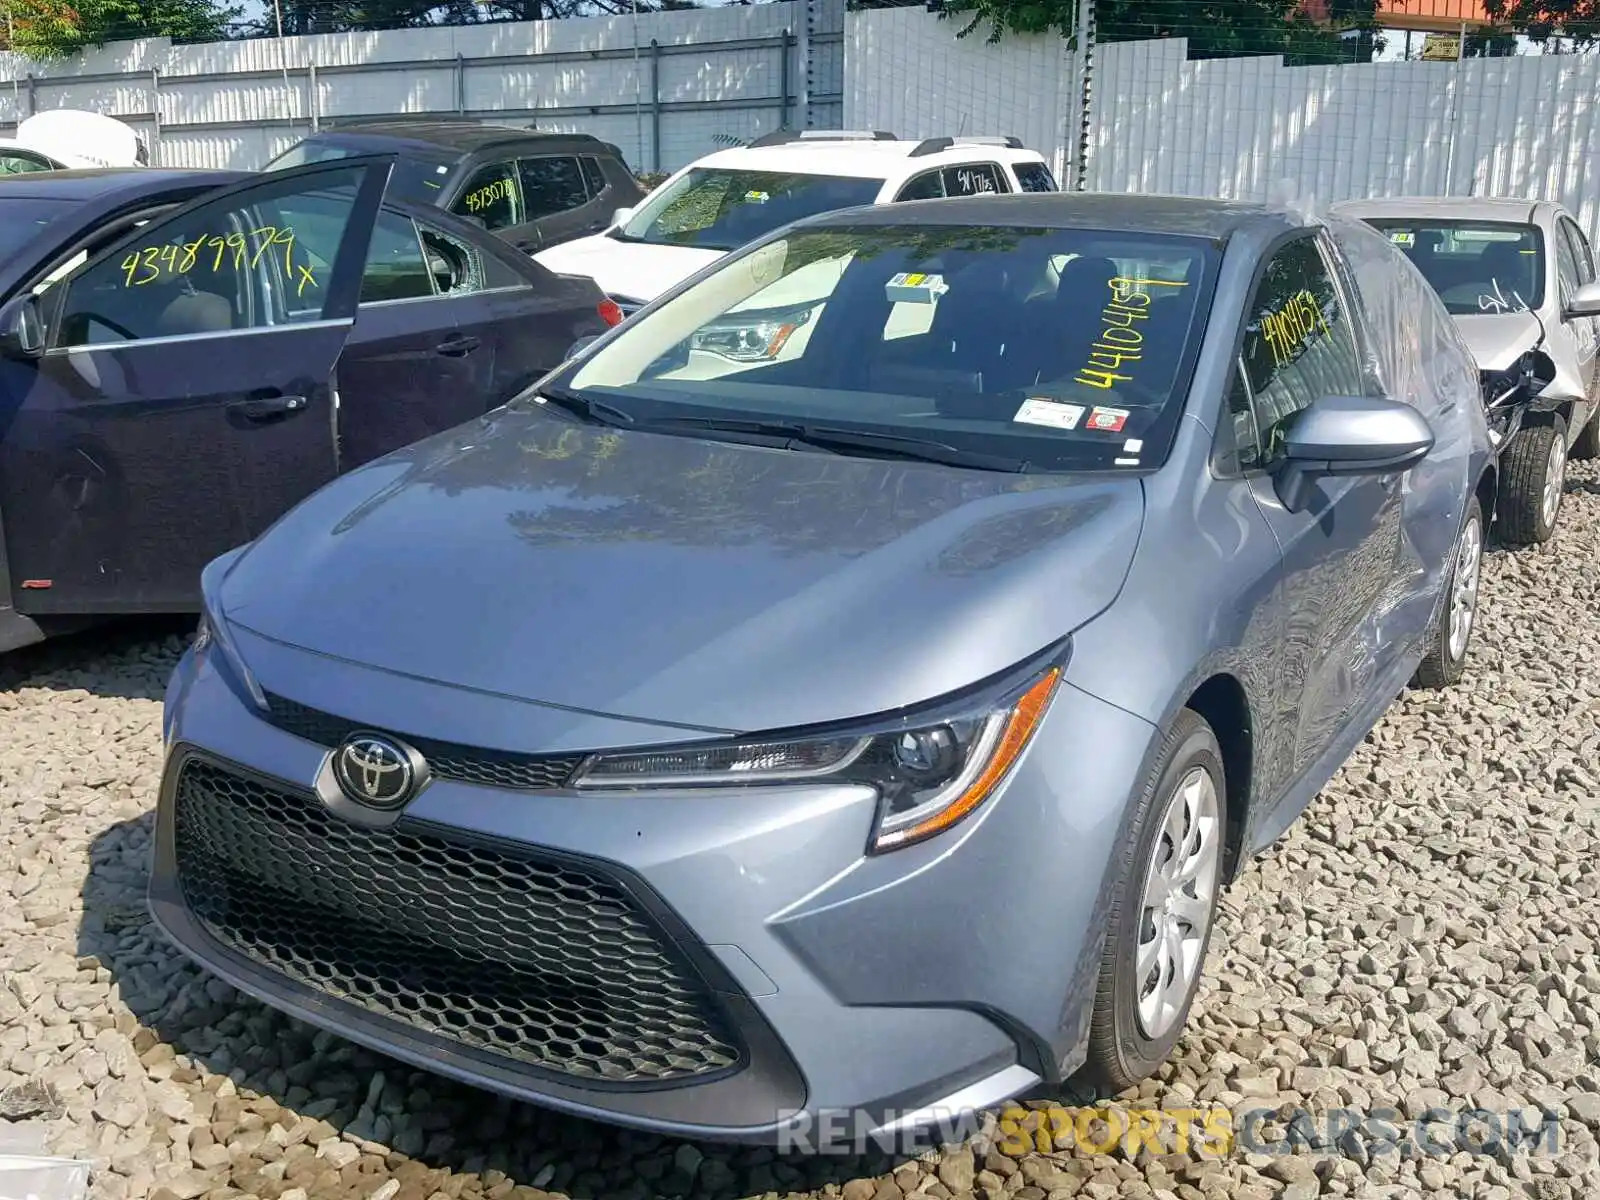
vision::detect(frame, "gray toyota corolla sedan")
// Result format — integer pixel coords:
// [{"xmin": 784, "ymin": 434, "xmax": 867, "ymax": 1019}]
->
[{"xmin": 152, "ymin": 193, "xmax": 1494, "ymax": 1146}]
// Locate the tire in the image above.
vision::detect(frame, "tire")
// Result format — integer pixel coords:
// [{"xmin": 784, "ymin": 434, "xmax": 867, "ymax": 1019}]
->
[
  {"xmin": 1573, "ymin": 406, "xmax": 1600, "ymax": 461},
  {"xmin": 1079, "ymin": 709, "xmax": 1227, "ymax": 1096},
  {"xmin": 1412, "ymin": 494, "xmax": 1484, "ymax": 691},
  {"xmin": 1496, "ymin": 415, "xmax": 1568, "ymax": 546}
]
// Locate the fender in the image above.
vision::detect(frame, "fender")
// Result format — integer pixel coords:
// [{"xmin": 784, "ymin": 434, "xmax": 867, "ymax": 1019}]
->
[{"xmin": 0, "ymin": 502, "xmax": 49, "ymax": 654}]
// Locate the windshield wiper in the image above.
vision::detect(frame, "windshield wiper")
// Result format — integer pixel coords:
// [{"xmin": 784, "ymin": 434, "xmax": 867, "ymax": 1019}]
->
[
  {"xmin": 530, "ymin": 386, "xmax": 636, "ymax": 428},
  {"xmin": 637, "ymin": 416, "xmax": 1030, "ymax": 472}
]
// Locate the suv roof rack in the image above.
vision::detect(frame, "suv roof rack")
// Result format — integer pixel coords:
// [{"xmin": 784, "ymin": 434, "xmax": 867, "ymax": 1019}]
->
[
  {"xmin": 908, "ymin": 135, "xmax": 1025, "ymax": 157},
  {"xmin": 746, "ymin": 129, "xmax": 899, "ymax": 148}
]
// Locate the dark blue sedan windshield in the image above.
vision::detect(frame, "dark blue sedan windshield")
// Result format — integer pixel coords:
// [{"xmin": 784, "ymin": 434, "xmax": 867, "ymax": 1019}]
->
[
  {"xmin": 0, "ymin": 197, "xmax": 81, "ymax": 264},
  {"xmin": 563, "ymin": 223, "xmax": 1221, "ymax": 472}
]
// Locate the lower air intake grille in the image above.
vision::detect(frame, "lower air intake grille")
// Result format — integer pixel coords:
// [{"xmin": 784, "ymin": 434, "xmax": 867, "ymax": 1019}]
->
[{"xmin": 173, "ymin": 758, "xmax": 745, "ymax": 1085}]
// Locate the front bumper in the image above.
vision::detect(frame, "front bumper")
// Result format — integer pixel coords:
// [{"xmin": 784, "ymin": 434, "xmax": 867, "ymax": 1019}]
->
[{"xmin": 152, "ymin": 633, "xmax": 1159, "ymax": 1144}]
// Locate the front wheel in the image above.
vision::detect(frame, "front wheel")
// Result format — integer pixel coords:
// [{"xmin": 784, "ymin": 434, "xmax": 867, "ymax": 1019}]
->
[
  {"xmin": 1079, "ymin": 709, "xmax": 1226, "ymax": 1095},
  {"xmin": 1497, "ymin": 416, "xmax": 1567, "ymax": 545},
  {"xmin": 1412, "ymin": 494, "xmax": 1484, "ymax": 690}
]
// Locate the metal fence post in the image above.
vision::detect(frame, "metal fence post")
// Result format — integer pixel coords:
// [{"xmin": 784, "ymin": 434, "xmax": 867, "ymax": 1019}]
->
[
  {"xmin": 456, "ymin": 53, "xmax": 466, "ymax": 115},
  {"xmin": 308, "ymin": 62, "xmax": 320, "ymax": 131},
  {"xmin": 780, "ymin": 29, "xmax": 792, "ymax": 131},
  {"xmin": 1066, "ymin": 0, "xmax": 1095, "ymax": 190},
  {"xmin": 24, "ymin": 73, "xmax": 35, "ymax": 119},
  {"xmin": 1442, "ymin": 20, "xmax": 1466, "ymax": 196},
  {"xmin": 649, "ymin": 39, "xmax": 662, "ymax": 172},
  {"xmin": 150, "ymin": 68, "xmax": 162, "ymax": 165}
]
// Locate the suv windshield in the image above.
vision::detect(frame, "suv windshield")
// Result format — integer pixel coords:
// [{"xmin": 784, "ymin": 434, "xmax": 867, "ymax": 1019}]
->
[
  {"xmin": 1364, "ymin": 218, "xmax": 1545, "ymax": 315},
  {"xmin": 615, "ymin": 168, "xmax": 885, "ymax": 252},
  {"xmin": 264, "ymin": 137, "xmax": 458, "ymax": 204},
  {"xmin": 557, "ymin": 222, "xmax": 1219, "ymax": 472}
]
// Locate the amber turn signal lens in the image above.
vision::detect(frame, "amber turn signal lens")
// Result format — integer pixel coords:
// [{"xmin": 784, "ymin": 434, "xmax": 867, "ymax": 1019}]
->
[{"xmin": 872, "ymin": 666, "xmax": 1061, "ymax": 852}]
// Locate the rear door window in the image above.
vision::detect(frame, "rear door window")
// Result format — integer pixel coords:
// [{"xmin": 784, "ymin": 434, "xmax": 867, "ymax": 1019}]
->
[
  {"xmin": 360, "ymin": 208, "xmax": 434, "ymax": 304},
  {"xmin": 580, "ymin": 156, "xmax": 608, "ymax": 197},
  {"xmin": 518, "ymin": 156, "xmax": 590, "ymax": 220}
]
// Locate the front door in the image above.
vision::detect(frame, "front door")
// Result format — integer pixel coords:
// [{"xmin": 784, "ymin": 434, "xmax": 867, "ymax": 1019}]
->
[
  {"xmin": 1557, "ymin": 215, "xmax": 1600, "ymax": 420},
  {"xmin": 0, "ymin": 156, "xmax": 392, "ymax": 614},
  {"xmin": 1227, "ymin": 233, "xmax": 1405, "ymax": 787}
]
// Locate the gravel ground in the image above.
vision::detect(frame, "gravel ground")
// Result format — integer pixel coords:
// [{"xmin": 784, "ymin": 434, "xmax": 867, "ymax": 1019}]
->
[{"xmin": 2, "ymin": 468, "xmax": 1599, "ymax": 1200}]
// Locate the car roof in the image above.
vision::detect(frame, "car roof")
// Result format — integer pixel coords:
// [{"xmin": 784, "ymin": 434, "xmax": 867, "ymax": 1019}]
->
[
  {"xmin": 303, "ymin": 121, "xmax": 613, "ymax": 157},
  {"xmin": 0, "ymin": 166, "xmax": 248, "ymax": 201},
  {"xmin": 1331, "ymin": 196, "xmax": 1547, "ymax": 223},
  {"xmin": 796, "ymin": 190, "xmax": 1299, "ymax": 239},
  {"xmin": 689, "ymin": 133, "xmax": 1052, "ymax": 182}
]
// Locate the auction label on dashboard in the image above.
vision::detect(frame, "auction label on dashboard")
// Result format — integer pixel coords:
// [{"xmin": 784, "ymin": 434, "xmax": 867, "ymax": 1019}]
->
[{"xmin": 1014, "ymin": 398, "xmax": 1086, "ymax": 430}]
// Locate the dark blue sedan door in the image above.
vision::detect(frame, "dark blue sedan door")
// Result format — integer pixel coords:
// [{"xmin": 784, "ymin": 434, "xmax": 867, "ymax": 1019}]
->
[
  {"xmin": 1225, "ymin": 233, "xmax": 1405, "ymax": 792},
  {"xmin": 0, "ymin": 157, "xmax": 391, "ymax": 614}
]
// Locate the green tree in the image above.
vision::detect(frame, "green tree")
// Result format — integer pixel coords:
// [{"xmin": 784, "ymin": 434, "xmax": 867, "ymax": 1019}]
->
[
  {"xmin": 0, "ymin": 0, "xmax": 235, "ymax": 58},
  {"xmin": 922, "ymin": 0, "xmax": 1380, "ymax": 64},
  {"xmin": 1481, "ymin": 0, "xmax": 1600, "ymax": 42}
]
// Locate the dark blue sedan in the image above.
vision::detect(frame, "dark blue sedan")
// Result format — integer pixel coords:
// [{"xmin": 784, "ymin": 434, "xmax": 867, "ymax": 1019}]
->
[{"xmin": 0, "ymin": 160, "xmax": 620, "ymax": 652}]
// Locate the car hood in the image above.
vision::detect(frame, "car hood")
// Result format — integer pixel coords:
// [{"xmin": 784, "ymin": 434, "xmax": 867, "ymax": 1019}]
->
[
  {"xmin": 1455, "ymin": 310, "xmax": 1590, "ymax": 403},
  {"xmin": 532, "ymin": 233, "xmax": 722, "ymax": 303},
  {"xmin": 218, "ymin": 406, "xmax": 1145, "ymax": 734},
  {"xmin": 1455, "ymin": 311, "xmax": 1544, "ymax": 372}
]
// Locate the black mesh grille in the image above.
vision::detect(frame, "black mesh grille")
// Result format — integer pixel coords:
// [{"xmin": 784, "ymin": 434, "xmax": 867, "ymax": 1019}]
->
[
  {"xmin": 262, "ymin": 694, "xmax": 582, "ymax": 791},
  {"xmin": 173, "ymin": 758, "xmax": 745, "ymax": 1084}
]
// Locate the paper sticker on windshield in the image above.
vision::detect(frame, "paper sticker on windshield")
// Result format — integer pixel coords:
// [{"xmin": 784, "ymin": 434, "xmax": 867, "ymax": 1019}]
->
[
  {"xmin": 1087, "ymin": 407, "xmax": 1129, "ymax": 433},
  {"xmin": 1389, "ymin": 231, "xmax": 1415, "ymax": 247},
  {"xmin": 1124, "ymin": 438, "xmax": 1144, "ymax": 453},
  {"xmin": 1014, "ymin": 399, "xmax": 1085, "ymax": 431},
  {"xmin": 744, "ymin": 190, "xmax": 770, "ymax": 203},
  {"xmin": 886, "ymin": 272, "xmax": 948, "ymax": 304}
]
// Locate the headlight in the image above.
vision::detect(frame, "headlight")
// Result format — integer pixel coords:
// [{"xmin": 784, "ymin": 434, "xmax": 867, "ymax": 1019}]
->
[
  {"xmin": 572, "ymin": 660, "xmax": 1062, "ymax": 854},
  {"xmin": 689, "ymin": 304, "xmax": 814, "ymax": 363}
]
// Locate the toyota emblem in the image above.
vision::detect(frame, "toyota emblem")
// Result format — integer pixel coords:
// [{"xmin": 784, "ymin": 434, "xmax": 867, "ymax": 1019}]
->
[{"xmin": 333, "ymin": 733, "xmax": 419, "ymax": 810}]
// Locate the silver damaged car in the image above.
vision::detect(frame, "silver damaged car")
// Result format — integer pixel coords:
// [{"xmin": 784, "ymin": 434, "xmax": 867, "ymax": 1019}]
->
[
  {"xmin": 153, "ymin": 193, "xmax": 1494, "ymax": 1145},
  {"xmin": 1334, "ymin": 197, "xmax": 1600, "ymax": 544}
]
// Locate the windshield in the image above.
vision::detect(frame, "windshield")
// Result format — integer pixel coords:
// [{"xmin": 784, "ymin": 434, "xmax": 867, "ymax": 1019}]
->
[
  {"xmin": 555, "ymin": 222, "xmax": 1219, "ymax": 472},
  {"xmin": 264, "ymin": 137, "xmax": 458, "ymax": 204},
  {"xmin": 0, "ymin": 197, "xmax": 80, "ymax": 263},
  {"xmin": 1364, "ymin": 218, "xmax": 1545, "ymax": 315},
  {"xmin": 615, "ymin": 168, "xmax": 886, "ymax": 252}
]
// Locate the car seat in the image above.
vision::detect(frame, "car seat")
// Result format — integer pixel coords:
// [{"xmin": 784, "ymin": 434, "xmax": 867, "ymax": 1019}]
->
[{"xmin": 1028, "ymin": 255, "xmax": 1120, "ymax": 386}]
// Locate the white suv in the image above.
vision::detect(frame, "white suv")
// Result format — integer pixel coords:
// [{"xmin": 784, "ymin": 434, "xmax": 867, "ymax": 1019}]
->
[{"xmin": 532, "ymin": 130, "xmax": 1059, "ymax": 314}]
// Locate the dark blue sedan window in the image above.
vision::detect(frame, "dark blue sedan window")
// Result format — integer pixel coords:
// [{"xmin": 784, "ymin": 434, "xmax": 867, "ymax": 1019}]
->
[{"xmin": 562, "ymin": 223, "xmax": 1219, "ymax": 472}]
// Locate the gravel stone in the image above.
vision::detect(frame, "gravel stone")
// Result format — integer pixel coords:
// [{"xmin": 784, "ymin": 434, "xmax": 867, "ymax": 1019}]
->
[{"xmin": 6, "ymin": 477, "xmax": 1600, "ymax": 1199}]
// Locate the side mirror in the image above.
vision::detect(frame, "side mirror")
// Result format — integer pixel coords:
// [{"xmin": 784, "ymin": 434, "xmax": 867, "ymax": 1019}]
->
[
  {"xmin": 1565, "ymin": 280, "xmax": 1600, "ymax": 319},
  {"xmin": 1274, "ymin": 394, "xmax": 1435, "ymax": 514},
  {"xmin": 565, "ymin": 334, "xmax": 601, "ymax": 361},
  {"xmin": 608, "ymin": 206, "xmax": 635, "ymax": 230},
  {"xmin": 0, "ymin": 294, "xmax": 44, "ymax": 360}
]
